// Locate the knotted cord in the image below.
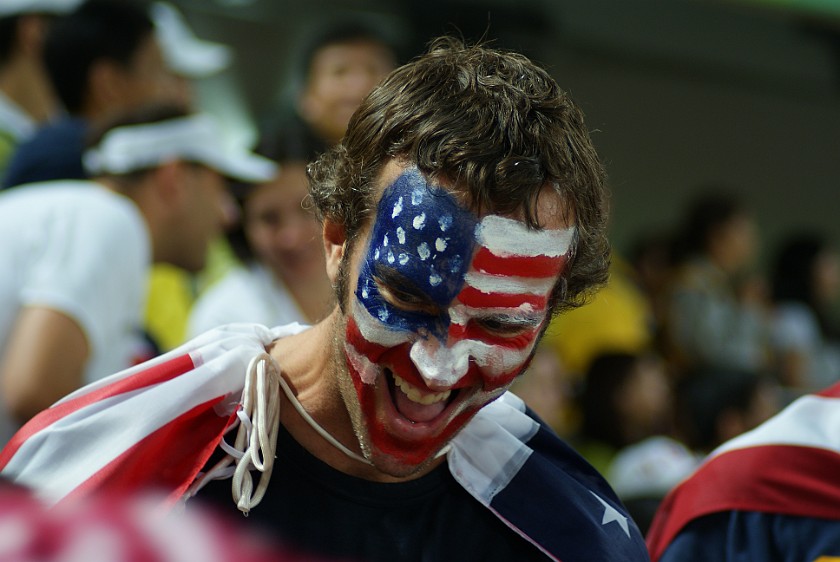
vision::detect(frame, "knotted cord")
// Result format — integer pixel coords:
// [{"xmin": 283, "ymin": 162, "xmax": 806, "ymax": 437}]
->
[
  {"xmin": 186, "ymin": 352, "xmax": 280, "ymax": 514},
  {"xmin": 185, "ymin": 351, "xmax": 453, "ymax": 514},
  {"xmin": 185, "ymin": 351, "xmax": 372, "ymax": 515}
]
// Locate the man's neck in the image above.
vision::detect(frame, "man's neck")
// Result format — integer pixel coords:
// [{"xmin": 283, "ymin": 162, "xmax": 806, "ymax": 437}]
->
[{"xmin": 269, "ymin": 314, "xmax": 440, "ymax": 483}]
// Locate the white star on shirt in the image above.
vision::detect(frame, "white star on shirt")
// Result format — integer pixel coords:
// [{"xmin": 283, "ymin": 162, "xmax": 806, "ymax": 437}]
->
[{"xmin": 590, "ymin": 491, "xmax": 630, "ymax": 538}]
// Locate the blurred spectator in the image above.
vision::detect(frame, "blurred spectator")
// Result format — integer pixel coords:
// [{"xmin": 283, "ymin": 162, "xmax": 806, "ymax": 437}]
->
[
  {"xmin": 627, "ymin": 229, "xmax": 676, "ymax": 351},
  {"xmin": 0, "ymin": 104, "xmax": 274, "ymax": 428},
  {"xmin": 270, "ymin": 19, "xmax": 398, "ymax": 159},
  {"xmin": 673, "ymin": 365, "xmax": 779, "ymax": 455},
  {"xmin": 541, "ymin": 253, "xmax": 654, "ymax": 379},
  {"xmin": 573, "ymin": 351, "xmax": 673, "ymax": 476},
  {"xmin": 188, "ymin": 128, "xmax": 333, "ymax": 337},
  {"xmin": 143, "ymin": 0, "xmax": 236, "ymax": 351},
  {"xmin": 0, "ymin": 0, "xmax": 238, "ymax": 353},
  {"xmin": 0, "ymin": 0, "xmax": 82, "ymax": 177},
  {"xmin": 663, "ymin": 190, "xmax": 769, "ymax": 376},
  {"xmin": 769, "ymin": 232, "xmax": 840, "ymax": 390},
  {"xmin": 1, "ymin": 0, "xmax": 232, "ymax": 189},
  {"xmin": 183, "ymin": 19, "xmax": 400, "ymax": 348},
  {"xmin": 607, "ymin": 436, "xmax": 699, "ymax": 536},
  {"xmin": 150, "ymin": 1, "xmax": 232, "ymax": 107},
  {"xmin": 509, "ymin": 344, "xmax": 577, "ymax": 438},
  {"xmin": 2, "ymin": 0, "xmax": 176, "ymax": 188},
  {"xmin": 648, "ymin": 381, "xmax": 837, "ymax": 562}
]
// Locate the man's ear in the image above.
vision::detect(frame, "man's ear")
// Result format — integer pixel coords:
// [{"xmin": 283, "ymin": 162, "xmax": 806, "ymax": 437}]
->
[{"xmin": 323, "ymin": 218, "xmax": 347, "ymax": 284}]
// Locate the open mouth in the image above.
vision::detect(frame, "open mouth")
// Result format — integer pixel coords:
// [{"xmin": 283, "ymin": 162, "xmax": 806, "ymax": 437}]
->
[{"xmin": 385, "ymin": 368, "xmax": 458, "ymax": 424}]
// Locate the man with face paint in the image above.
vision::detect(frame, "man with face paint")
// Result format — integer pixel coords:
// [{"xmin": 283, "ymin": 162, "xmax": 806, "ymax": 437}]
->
[
  {"xmin": 0, "ymin": 38, "xmax": 649, "ymax": 562},
  {"xmin": 335, "ymin": 163, "xmax": 577, "ymax": 475}
]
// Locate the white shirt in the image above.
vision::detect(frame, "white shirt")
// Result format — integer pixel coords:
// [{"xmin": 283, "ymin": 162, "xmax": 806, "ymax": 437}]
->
[
  {"xmin": 0, "ymin": 181, "xmax": 151, "ymax": 385},
  {"xmin": 188, "ymin": 264, "xmax": 306, "ymax": 339}
]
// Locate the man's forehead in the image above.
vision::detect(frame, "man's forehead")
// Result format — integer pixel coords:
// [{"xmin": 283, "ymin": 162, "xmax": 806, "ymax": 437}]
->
[
  {"xmin": 372, "ymin": 160, "xmax": 574, "ymax": 231},
  {"xmin": 366, "ymin": 162, "xmax": 577, "ymax": 273}
]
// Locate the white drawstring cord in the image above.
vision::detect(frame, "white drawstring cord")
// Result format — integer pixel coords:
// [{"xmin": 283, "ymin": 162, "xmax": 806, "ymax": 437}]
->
[
  {"xmin": 185, "ymin": 352, "xmax": 280, "ymax": 515},
  {"xmin": 184, "ymin": 351, "xmax": 451, "ymax": 514},
  {"xmin": 275, "ymin": 367, "xmax": 372, "ymax": 466},
  {"xmin": 230, "ymin": 352, "xmax": 280, "ymax": 512}
]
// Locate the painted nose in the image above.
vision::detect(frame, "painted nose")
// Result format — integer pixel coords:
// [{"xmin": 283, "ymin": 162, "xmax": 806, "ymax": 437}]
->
[{"xmin": 409, "ymin": 337, "xmax": 470, "ymax": 389}]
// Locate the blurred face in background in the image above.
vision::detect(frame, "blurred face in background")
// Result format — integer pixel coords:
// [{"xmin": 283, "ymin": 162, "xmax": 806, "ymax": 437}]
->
[
  {"xmin": 711, "ymin": 213, "xmax": 758, "ymax": 274},
  {"xmin": 299, "ymin": 39, "xmax": 396, "ymax": 144},
  {"xmin": 619, "ymin": 356, "xmax": 672, "ymax": 438},
  {"xmin": 244, "ymin": 162, "xmax": 325, "ymax": 287},
  {"xmin": 813, "ymin": 247, "xmax": 840, "ymax": 306},
  {"xmin": 174, "ymin": 164, "xmax": 237, "ymax": 272}
]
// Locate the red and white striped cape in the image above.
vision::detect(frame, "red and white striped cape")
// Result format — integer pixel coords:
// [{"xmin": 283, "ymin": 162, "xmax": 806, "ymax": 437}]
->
[
  {"xmin": 647, "ymin": 381, "xmax": 840, "ymax": 561},
  {"xmin": 0, "ymin": 322, "xmax": 649, "ymax": 561},
  {"xmin": 0, "ymin": 323, "xmax": 301, "ymax": 507}
]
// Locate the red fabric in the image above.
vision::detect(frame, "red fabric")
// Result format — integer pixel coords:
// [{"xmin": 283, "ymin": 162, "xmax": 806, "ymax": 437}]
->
[
  {"xmin": 63, "ymin": 396, "xmax": 235, "ymax": 506},
  {"xmin": 0, "ymin": 354, "xmax": 196, "ymax": 471},
  {"xmin": 647, "ymin": 444, "xmax": 840, "ymax": 561}
]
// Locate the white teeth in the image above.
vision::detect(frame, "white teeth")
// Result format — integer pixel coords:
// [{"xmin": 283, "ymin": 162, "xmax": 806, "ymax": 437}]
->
[{"xmin": 393, "ymin": 374, "xmax": 451, "ymax": 405}]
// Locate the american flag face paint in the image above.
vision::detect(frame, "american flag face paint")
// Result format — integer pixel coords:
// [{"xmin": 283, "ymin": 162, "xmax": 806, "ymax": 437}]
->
[{"xmin": 343, "ymin": 166, "xmax": 575, "ymax": 468}]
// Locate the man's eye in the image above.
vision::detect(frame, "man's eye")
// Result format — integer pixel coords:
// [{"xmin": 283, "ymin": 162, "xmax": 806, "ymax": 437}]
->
[
  {"xmin": 474, "ymin": 317, "xmax": 536, "ymax": 337},
  {"xmin": 375, "ymin": 282, "xmax": 438, "ymax": 316}
]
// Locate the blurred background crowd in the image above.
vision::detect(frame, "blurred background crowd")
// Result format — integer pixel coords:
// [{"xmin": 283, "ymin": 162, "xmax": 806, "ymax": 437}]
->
[{"xmin": 0, "ymin": 0, "xmax": 838, "ymax": 547}]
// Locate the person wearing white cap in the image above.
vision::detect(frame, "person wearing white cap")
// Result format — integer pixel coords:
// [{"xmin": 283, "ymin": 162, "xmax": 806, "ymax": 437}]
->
[
  {"xmin": 0, "ymin": 104, "xmax": 275, "ymax": 436},
  {"xmin": 1, "ymin": 0, "xmax": 234, "ymax": 190},
  {"xmin": 0, "ymin": 0, "xmax": 84, "ymax": 177},
  {"xmin": 150, "ymin": 1, "xmax": 232, "ymax": 107},
  {"xmin": 2, "ymin": 0, "xmax": 177, "ymax": 189}
]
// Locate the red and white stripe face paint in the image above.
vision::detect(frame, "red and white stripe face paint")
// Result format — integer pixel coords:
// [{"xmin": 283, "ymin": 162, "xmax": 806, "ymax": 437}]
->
[{"xmin": 342, "ymin": 166, "xmax": 574, "ymax": 472}]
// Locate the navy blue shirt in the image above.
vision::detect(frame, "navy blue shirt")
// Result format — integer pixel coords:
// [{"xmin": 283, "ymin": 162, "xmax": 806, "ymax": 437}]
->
[
  {"xmin": 2, "ymin": 117, "xmax": 88, "ymax": 189},
  {"xmin": 198, "ymin": 425, "xmax": 548, "ymax": 562},
  {"xmin": 661, "ymin": 511, "xmax": 840, "ymax": 562}
]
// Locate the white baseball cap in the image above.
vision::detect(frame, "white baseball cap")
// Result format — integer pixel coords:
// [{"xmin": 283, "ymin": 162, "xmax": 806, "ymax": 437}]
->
[
  {"xmin": 0, "ymin": 0, "xmax": 84, "ymax": 17},
  {"xmin": 151, "ymin": 2, "xmax": 232, "ymax": 79},
  {"xmin": 83, "ymin": 113, "xmax": 277, "ymax": 183}
]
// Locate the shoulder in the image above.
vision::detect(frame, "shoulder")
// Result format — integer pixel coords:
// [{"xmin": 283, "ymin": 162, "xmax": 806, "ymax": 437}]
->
[{"xmin": 450, "ymin": 396, "xmax": 650, "ymax": 562}]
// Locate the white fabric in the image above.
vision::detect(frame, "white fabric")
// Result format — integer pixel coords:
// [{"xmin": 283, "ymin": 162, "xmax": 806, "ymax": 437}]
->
[
  {"xmin": 6, "ymin": 323, "xmax": 301, "ymax": 505},
  {"xmin": 447, "ymin": 392, "xmax": 539, "ymax": 505},
  {"xmin": 151, "ymin": 2, "xmax": 232, "ymax": 78},
  {"xmin": 0, "ymin": 0, "xmax": 82, "ymax": 16},
  {"xmin": 0, "ymin": 91, "xmax": 35, "ymax": 142},
  {"xmin": 0, "ymin": 181, "xmax": 151, "ymax": 444},
  {"xmin": 188, "ymin": 265, "xmax": 306, "ymax": 339},
  {"xmin": 712, "ymin": 392, "xmax": 840, "ymax": 457},
  {"xmin": 607, "ymin": 436, "xmax": 699, "ymax": 499},
  {"xmin": 82, "ymin": 114, "xmax": 276, "ymax": 183}
]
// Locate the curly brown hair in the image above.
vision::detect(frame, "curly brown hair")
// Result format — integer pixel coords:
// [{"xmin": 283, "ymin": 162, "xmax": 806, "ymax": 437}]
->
[{"xmin": 308, "ymin": 36, "xmax": 610, "ymax": 316}]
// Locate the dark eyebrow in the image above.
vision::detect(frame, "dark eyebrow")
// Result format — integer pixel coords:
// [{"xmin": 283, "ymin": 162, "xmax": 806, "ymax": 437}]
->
[{"xmin": 372, "ymin": 263, "xmax": 441, "ymax": 315}]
